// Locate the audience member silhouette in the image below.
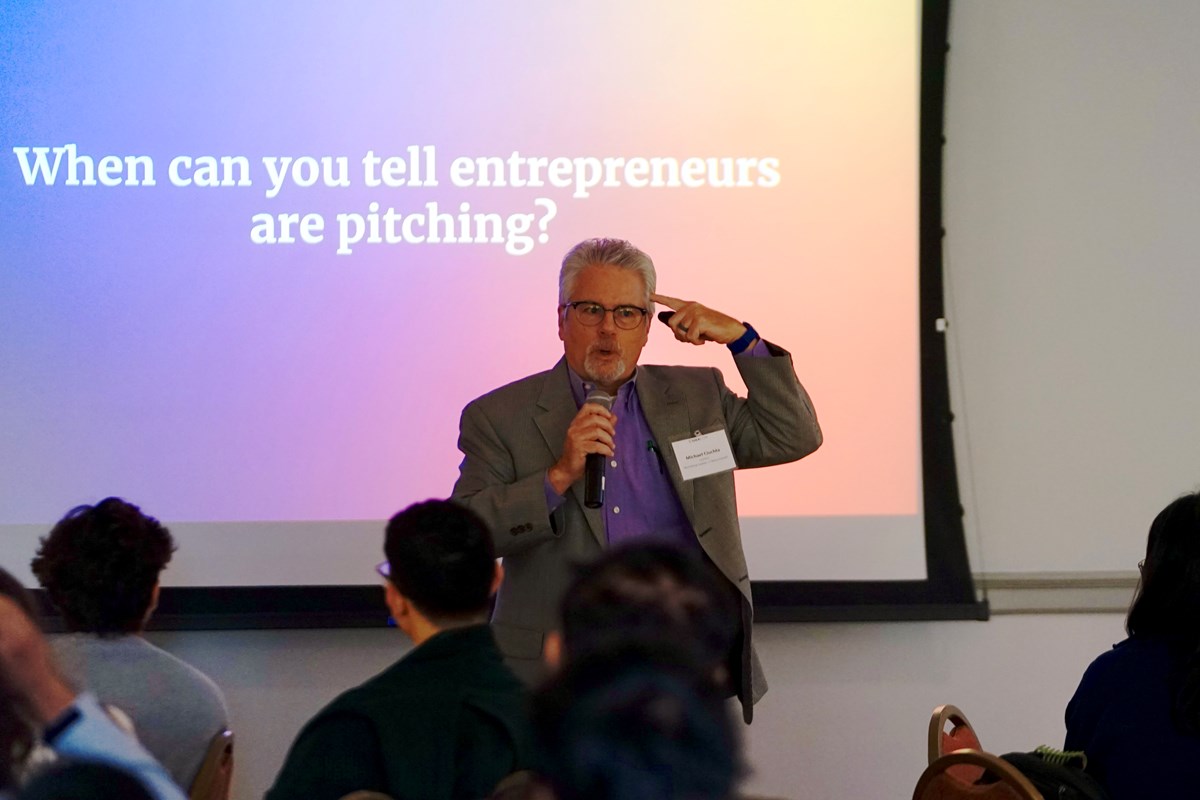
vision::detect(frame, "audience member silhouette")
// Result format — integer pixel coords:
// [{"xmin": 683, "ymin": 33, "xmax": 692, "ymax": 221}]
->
[
  {"xmin": 1065, "ymin": 491, "xmax": 1200, "ymax": 799},
  {"xmin": 0, "ymin": 568, "xmax": 41, "ymax": 793},
  {"xmin": 546, "ymin": 542, "xmax": 740, "ymax": 693},
  {"xmin": 529, "ymin": 644, "xmax": 745, "ymax": 800},
  {"xmin": 30, "ymin": 497, "xmax": 229, "ymax": 790},
  {"xmin": 0, "ymin": 590, "xmax": 186, "ymax": 800},
  {"xmin": 267, "ymin": 499, "xmax": 533, "ymax": 800},
  {"xmin": 497, "ymin": 543, "xmax": 749, "ymax": 800}
]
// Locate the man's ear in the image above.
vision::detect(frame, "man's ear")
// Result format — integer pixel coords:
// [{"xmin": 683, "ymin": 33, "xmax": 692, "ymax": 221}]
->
[
  {"xmin": 490, "ymin": 561, "xmax": 505, "ymax": 597},
  {"xmin": 557, "ymin": 306, "xmax": 566, "ymax": 342},
  {"xmin": 635, "ymin": 311, "xmax": 650, "ymax": 347},
  {"xmin": 142, "ymin": 582, "xmax": 161, "ymax": 628},
  {"xmin": 384, "ymin": 581, "xmax": 407, "ymax": 623},
  {"xmin": 542, "ymin": 630, "xmax": 563, "ymax": 670}
]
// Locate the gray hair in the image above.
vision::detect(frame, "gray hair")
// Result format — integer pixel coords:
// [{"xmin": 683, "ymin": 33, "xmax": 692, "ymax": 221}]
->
[{"xmin": 559, "ymin": 238, "xmax": 657, "ymax": 311}]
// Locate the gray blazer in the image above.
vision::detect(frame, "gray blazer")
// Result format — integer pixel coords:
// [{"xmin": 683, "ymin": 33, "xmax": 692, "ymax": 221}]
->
[{"xmin": 451, "ymin": 344, "xmax": 821, "ymax": 721}]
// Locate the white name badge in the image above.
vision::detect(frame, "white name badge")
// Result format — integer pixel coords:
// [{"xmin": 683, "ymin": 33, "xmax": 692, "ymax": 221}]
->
[{"xmin": 671, "ymin": 429, "xmax": 737, "ymax": 481}]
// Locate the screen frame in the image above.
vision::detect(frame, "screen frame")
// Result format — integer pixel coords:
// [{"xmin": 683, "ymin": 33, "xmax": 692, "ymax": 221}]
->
[
  {"xmin": 754, "ymin": 0, "xmax": 984, "ymax": 622},
  {"xmin": 28, "ymin": 0, "xmax": 986, "ymax": 631}
]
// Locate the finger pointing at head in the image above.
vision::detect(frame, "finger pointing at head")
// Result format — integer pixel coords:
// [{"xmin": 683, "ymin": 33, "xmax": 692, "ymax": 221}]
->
[{"xmin": 649, "ymin": 292, "xmax": 686, "ymax": 311}]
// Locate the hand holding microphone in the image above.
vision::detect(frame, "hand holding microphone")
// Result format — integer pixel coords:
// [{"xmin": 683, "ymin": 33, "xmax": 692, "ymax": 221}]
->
[
  {"xmin": 582, "ymin": 390, "xmax": 614, "ymax": 508},
  {"xmin": 547, "ymin": 390, "xmax": 616, "ymax": 501}
]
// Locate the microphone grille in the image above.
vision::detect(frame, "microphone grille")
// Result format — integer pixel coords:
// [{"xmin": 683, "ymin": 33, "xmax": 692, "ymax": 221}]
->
[{"xmin": 585, "ymin": 389, "xmax": 614, "ymax": 411}]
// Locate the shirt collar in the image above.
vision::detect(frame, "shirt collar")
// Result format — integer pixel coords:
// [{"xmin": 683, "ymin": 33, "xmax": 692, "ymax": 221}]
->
[{"xmin": 566, "ymin": 364, "xmax": 639, "ymax": 410}]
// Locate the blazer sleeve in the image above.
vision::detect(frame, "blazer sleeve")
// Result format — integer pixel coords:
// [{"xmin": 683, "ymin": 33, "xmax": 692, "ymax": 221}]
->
[
  {"xmin": 722, "ymin": 340, "xmax": 822, "ymax": 468},
  {"xmin": 451, "ymin": 398, "xmax": 564, "ymax": 558}
]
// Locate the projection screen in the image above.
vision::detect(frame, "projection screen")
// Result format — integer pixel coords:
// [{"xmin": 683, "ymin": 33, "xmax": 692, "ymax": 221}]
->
[{"xmin": 1, "ymin": 1, "xmax": 978, "ymax": 620}]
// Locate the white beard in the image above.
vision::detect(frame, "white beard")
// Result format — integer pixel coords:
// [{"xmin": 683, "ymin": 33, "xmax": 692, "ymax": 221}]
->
[{"xmin": 582, "ymin": 344, "xmax": 628, "ymax": 388}]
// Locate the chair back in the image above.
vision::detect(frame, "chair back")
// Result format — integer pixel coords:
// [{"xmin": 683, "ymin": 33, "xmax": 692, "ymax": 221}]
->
[
  {"xmin": 928, "ymin": 704, "xmax": 984, "ymax": 784},
  {"xmin": 913, "ymin": 750, "xmax": 1043, "ymax": 800},
  {"xmin": 188, "ymin": 729, "xmax": 233, "ymax": 800}
]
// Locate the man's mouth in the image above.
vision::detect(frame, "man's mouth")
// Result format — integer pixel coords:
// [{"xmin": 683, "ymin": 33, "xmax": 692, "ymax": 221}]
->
[{"xmin": 590, "ymin": 343, "xmax": 618, "ymax": 357}]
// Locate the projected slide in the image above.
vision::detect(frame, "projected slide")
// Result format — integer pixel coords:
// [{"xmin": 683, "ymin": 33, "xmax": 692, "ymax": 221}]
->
[{"xmin": 1, "ymin": 2, "xmax": 923, "ymax": 585}]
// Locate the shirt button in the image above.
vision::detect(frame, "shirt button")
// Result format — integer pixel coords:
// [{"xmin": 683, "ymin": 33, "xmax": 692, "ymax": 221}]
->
[
  {"xmin": 613, "ymin": 506, "xmax": 621, "ymax": 514},
  {"xmin": 611, "ymin": 460, "xmax": 618, "ymax": 468}
]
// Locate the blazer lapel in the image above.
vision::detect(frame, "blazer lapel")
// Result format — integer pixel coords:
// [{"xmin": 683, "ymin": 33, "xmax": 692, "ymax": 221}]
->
[
  {"xmin": 636, "ymin": 367, "xmax": 696, "ymax": 527},
  {"xmin": 533, "ymin": 358, "xmax": 606, "ymax": 548}
]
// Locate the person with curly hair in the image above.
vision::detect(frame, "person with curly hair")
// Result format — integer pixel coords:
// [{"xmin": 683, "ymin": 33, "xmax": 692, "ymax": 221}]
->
[{"xmin": 30, "ymin": 498, "xmax": 228, "ymax": 792}]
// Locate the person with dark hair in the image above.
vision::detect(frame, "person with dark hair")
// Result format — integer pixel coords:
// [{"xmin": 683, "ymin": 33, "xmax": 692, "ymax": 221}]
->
[
  {"xmin": 452, "ymin": 237, "xmax": 822, "ymax": 723},
  {"xmin": 0, "ymin": 592, "xmax": 186, "ymax": 800},
  {"xmin": 530, "ymin": 644, "xmax": 746, "ymax": 800},
  {"xmin": 545, "ymin": 542, "xmax": 739, "ymax": 691},
  {"xmin": 29, "ymin": 498, "xmax": 228, "ymax": 791},
  {"xmin": 266, "ymin": 499, "xmax": 533, "ymax": 800},
  {"xmin": 1064, "ymin": 491, "xmax": 1200, "ymax": 799}
]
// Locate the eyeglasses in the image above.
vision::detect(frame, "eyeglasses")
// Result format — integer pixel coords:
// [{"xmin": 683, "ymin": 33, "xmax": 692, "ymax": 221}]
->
[
  {"xmin": 562, "ymin": 301, "xmax": 648, "ymax": 330},
  {"xmin": 376, "ymin": 560, "xmax": 391, "ymax": 579}
]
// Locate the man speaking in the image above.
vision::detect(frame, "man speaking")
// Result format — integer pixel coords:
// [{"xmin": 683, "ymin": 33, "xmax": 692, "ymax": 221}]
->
[{"xmin": 451, "ymin": 237, "xmax": 821, "ymax": 722}]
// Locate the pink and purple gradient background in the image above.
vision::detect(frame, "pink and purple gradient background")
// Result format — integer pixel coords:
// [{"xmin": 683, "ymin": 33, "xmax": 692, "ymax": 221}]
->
[{"xmin": 1, "ymin": 2, "xmax": 919, "ymax": 525}]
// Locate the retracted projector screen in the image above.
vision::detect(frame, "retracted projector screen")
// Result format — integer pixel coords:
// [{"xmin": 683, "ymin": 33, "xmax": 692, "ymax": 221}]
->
[{"xmin": 0, "ymin": 0, "xmax": 982, "ymax": 626}]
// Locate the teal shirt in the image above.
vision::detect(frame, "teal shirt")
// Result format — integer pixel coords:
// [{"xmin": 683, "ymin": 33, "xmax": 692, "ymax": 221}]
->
[{"xmin": 266, "ymin": 625, "xmax": 533, "ymax": 800}]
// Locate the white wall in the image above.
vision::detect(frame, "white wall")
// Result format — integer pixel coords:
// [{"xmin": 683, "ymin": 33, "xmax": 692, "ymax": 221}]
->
[
  {"xmin": 741, "ymin": 615, "xmax": 1123, "ymax": 799},
  {"xmin": 145, "ymin": 613, "xmax": 1128, "ymax": 800},
  {"xmin": 944, "ymin": 0, "xmax": 1200, "ymax": 576}
]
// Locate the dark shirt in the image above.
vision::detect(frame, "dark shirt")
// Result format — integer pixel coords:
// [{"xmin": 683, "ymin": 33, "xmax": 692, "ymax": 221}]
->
[
  {"xmin": 265, "ymin": 625, "xmax": 533, "ymax": 800},
  {"xmin": 1065, "ymin": 635, "xmax": 1200, "ymax": 800}
]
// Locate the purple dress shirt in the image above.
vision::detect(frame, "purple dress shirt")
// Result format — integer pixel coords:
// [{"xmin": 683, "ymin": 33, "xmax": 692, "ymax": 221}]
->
[{"xmin": 544, "ymin": 339, "xmax": 769, "ymax": 547}]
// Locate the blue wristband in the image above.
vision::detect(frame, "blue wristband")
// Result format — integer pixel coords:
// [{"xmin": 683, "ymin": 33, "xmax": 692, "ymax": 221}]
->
[
  {"xmin": 42, "ymin": 704, "xmax": 82, "ymax": 745},
  {"xmin": 727, "ymin": 322, "xmax": 758, "ymax": 355}
]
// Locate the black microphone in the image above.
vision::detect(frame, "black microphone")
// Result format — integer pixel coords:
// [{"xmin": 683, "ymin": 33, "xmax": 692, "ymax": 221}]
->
[{"xmin": 583, "ymin": 389, "xmax": 614, "ymax": 509}]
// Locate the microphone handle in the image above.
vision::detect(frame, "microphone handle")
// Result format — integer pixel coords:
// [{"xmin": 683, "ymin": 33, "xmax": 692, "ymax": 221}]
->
[{"xmin": 584, "ymin": 452, "xmax": 605, "ymax": 508}]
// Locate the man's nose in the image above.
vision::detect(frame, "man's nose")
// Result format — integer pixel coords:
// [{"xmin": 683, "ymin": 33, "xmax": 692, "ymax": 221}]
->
[{"xmin": 598, "ymin": 309, "xmax": 619, "ymax": 332}]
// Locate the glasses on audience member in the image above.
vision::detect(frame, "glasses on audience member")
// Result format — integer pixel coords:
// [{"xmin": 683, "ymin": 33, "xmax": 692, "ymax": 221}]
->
[
  {"xmin": 561, "ymin": 301, "xmax": 648, "ymax": 330},
  {"xmin": 376, "ymin": 560, "xmax": 390, "ymax": 580}
]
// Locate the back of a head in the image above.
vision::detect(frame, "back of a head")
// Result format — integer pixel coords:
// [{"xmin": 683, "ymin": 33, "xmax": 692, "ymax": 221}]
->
[
  {"xmin": 559, "ymin": 543, "xmax": 739, "ymax": 680},
  {"xmin": 19, "ymin": 761, "xmax": 155, "ymax": 800},
  {"xmin": 30, "ymin": 497, "xmax": 175, "ymax": 634},
  {"xmin": 384, "ymin": 499, "xmax": 496, "ymax": 624},
  {"xmin": 1126, "ymin": 491, "xmax": 1200, "ymax": 734},
  {"xmin": 1127, "ymin": 492, "xmax": 1200, "ymax": 638},
  {"xmin": 531, "ymin": 645, "xmax": 743, "ymax": 800}
]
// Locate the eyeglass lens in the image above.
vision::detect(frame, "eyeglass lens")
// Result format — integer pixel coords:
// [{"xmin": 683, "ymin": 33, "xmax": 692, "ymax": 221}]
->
[{"xmin": 571, "ymin": 302, "xmax": 645, "ymax": 330}]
